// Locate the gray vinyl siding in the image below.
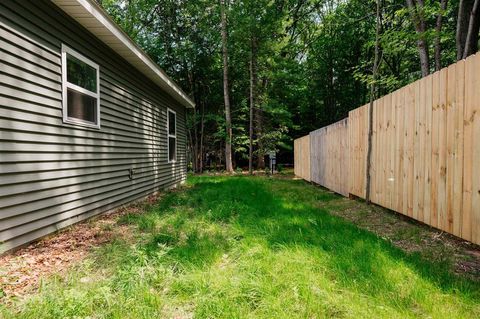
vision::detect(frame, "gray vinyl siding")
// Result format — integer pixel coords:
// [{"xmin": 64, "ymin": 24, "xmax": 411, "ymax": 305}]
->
[{"xmin": 0, "ymin": 0, "xmax": 188, "ymax": 253}]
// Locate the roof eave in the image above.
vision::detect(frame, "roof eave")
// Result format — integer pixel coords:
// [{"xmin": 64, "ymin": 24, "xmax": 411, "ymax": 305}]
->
[{"xmin": 52, "ymin": 0, "xmax": 195, "ymax": 109}]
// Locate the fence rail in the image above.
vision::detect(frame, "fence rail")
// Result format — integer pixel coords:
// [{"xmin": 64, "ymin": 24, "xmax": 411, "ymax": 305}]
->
[{"xmin": 294, "ymin": 53, "xmax": 480, "ymax": 246}]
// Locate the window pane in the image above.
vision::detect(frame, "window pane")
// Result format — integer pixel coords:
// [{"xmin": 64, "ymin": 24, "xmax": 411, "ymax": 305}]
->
[
  {"xmin": 67, "ymin": 88, "xmax": 97, "ymax": 123},
  {"xmin": 168, "ymin": 111, "xmax": 176, "ymax": 135},
  {"xmin": 169, "ymin": 137, "xmax": 176, "ymax": 161},
  {"xmin": 67, "ymin": 54, "xmax": 97, "ymax": 92}
]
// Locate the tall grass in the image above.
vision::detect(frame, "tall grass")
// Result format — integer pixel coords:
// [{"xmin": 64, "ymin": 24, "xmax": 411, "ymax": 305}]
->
[{"xmin": 2, "ymin": 176, "xmax": 479, "ymax": 318}]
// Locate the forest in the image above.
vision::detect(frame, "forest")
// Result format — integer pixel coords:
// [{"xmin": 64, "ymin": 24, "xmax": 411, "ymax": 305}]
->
[{"xmin": 99, "ymin": 0, "xmax": 480, "ymax": 172}]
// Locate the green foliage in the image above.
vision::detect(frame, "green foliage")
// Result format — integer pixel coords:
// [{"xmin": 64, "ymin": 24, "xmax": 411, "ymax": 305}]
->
[
  {"xmin": 276, "ymin": 163, "xmax": 284, "ymax": 172},
  {"xmin": 99, "ymin": 0, "xmax": 462, "ymax": 167},
  {"xmin": 2, "ymin": 176, "xmax": 480, "ymax": 318}
]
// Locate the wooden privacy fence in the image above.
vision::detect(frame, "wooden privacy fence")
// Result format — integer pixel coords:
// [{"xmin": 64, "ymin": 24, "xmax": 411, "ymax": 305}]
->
[
  {"xmin": 294, "ymin": 135, "xmax": 311, "ymax": 181},
  {"xmin": 310, "ymin": 119, "xmax": 349, "ymax": 196},
  {"xmin": 294, "ymin": 53, "xmax": 480, "ymax": 246}
]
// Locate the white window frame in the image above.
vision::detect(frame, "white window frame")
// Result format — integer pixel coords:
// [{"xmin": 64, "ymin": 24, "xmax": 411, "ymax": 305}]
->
[
  {"xmin": 61, "ymin": 44, "xmax": 101, "ymax": 129},
  {"xmin": 167, "ymin": 108, "xmax": 177, "ymax": 163}
]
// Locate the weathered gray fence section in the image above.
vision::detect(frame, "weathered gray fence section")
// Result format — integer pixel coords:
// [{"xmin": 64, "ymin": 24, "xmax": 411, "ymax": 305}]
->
[
  {"xmin": 309, "ymin": 119, "xmax": 349, "ymax": 196},
  {"xmin": 294, "ymin": 135, "xmax": 311, "ymax": 181}
]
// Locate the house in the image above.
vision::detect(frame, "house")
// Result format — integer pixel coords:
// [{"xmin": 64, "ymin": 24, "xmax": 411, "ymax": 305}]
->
[{"xmin": 0, "ymin": 0, "xmax": 195, "ymax": 254}]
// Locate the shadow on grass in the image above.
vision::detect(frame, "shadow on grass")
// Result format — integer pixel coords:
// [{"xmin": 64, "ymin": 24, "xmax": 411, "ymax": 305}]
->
[{"xmin": 122, "ymin": 176, "xmax": 480, "ymax": 307}]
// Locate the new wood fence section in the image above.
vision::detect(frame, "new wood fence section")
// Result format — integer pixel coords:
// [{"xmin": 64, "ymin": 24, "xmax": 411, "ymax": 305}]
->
[
  {"xmin": 294, "ymin": 53, "xmax": 480, "ymax": 246},
  {"xmin": 294, "ymin": 135, "xmax": 311, "ymax": 181},
  {"xmin": 348, "ymin": 105, "xmax": 368, "ymax": 198},
  {"xmin": 310, "ymin": 119, "xmax": 349, "ymax": 196}
]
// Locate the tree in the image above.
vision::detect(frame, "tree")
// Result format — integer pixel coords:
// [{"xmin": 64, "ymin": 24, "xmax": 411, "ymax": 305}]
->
[
  {"xmin": 100, "ymin": 0, "xmax": 471, "ymax": 173},
  {"xmin": 220, "ymin": 0, "xmax": 234, "ymax": 173},
  {"xmin": 248, "ymin": 36, "xmax": 256, "ymax": 174},
  {"xmin": 462, "ymin": 0, "xmax": 480, "ymax": 58},
  {"xmin": 435, "ymin": 0, "xmax": 448, "ymax": 71},
  {"xmin": 406, "ymin": 0, "xmax": 430, "ymax": 77},
  {"xmin": 367, "ymin": 0, "xmax": 383, "ymax": 204}
]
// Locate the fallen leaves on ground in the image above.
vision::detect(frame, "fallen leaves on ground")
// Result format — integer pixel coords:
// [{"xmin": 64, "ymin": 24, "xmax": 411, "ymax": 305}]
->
[{"xmin": 0, "ymin": 194, "xmax": 160, "ymax": 303}]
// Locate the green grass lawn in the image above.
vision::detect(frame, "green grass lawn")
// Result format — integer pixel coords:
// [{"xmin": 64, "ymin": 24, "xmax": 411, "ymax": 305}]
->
[{"xmin": 2, "ymin": 175, "xmax": 479, "ymax": 318}]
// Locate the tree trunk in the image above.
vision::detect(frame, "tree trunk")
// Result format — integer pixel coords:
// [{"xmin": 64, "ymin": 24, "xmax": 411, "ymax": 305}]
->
[
  {"xmin": 256, "ymin": 64, "xmax": 265, "ymax": 170},
  {"xmin": 434, "ymin": 0, "xmax": 448, "ymax": 71},
  {"xmin": 457, "ymin": 0, "xmax": 472, "ymax": 60},
  {"xmin": 256, "ymin": 108, "xmax": 265, "ymax": 169},
  {"xmin": 193, "ymin": 108, "xmax": 199, "ymax": 172},
  {"xmin": 366, "ymin": 0, "xmax": 382, "ymax": 204},
  {"xmin": 406, "ymin": 0, "xmax": 430, "ymax": 77},
  {"xmin": 199, "ymin": 101, "xmax": 205, "ymax": 173},
  {"xmin": 220, "ymin": 0, "xmax": 233, "ymax": 173},
  {"xmin": 463, "ymin": 0, "xmax": 480, "ymax": 58},
  {"xmin": 248, "ymin": 37, "xmax": 256, "ymax": 175},
  {"xmin": 187, "ymin": 112, "xmax": 196, "ymax": 173}
]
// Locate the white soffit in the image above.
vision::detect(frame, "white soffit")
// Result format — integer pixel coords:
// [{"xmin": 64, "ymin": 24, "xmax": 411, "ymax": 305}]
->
[{"xmin": 52, "ymin": 0, "xmax": 195, "ymax": 108}]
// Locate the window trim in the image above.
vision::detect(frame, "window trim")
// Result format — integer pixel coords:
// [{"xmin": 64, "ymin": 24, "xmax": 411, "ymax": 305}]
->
[
  {"xmin": 61, "ymin": 44, "xmax": 101, "ymax": 129},
  {"xmin": 167, "ymin": 108, "xmax": 177, "ymax": 163}
]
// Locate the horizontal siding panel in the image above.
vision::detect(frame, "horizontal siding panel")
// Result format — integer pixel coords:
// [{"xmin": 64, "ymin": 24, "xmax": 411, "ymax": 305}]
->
[
  {"xmin": 100, "ymin": 80, "xmax": 162, "ymax": 117},
  {"xmin": 0, "ymin": 4, "xmax": 60, "ymax": 51},
  {"xmin": 1, "ymin": 152, "xmax": 154, "ymax": 163},
  {"xmin": 0, "ymin": 158, "xmax": 160, "ymax": 174},
  {"xmin": 0, "ymin": 100, "xmax": 60, "ymax": 119},
  {"xmin": 0, "ymin": 130, "xmax": 161, "ymax": 151},
  {"xmin": 0, "ymin": 84, "xmax": 61, "ymax": 107},
  {"xmin": 0, "ymin": 142, "xmax": 155, "ymax": 153},
  {"xmin": 0, "ymin": 121, "xmax": 185, "ymax": 151},
  {"xmin": 1, "ymin": 169, "xmax": 186, "ymax": 240},
  {"xmin": 0, "ymin": 161, "xmax": 186, "ymax": 182},
  {"xmin": 0, "ymin": 50, "xmax": 60, "ymax": 81},
  {"xmin": 1, "ymin": 163, "xmax": 156, "ymax": 185},
  {"xmin": 0, "ymin": 165, "xmax": 185, "ymax": 204},
  {"xmin": 0, "ymin": 24, "xmax": 59, "ymax": 61},
  {"xmin": 0, "ymin": 38, "xmax": 60, "ymax": 73},
  {"xmin": 3, "ymin": 170, "xmax": 185, "ymax": 226},
  {"xmin": 0, "ymin": 61, "xmax": 60, "ymax": 89},
  {"xmin": 101, "ymin": 99, "xmax": 158, "ymax": 128},
  {"xmin": 0, "ymin": 117, "xmax": 166, "ymax": 150},
  {"xmin": 0, "ymin": 168, "xmax": 185, "ymax": 226},
  {"xmin": 0, "ymin": 119, "xmax": 163, "ymax": 146},
  {"xmin": 0, "ymin": 0, "xmax": 189, "ymax": 253},
  {"xmin": 1, "ymin": 168, "xmax": 147, "ymax": 200},
  {"xmin": 0, "ymin": 177, "xmax": 183, "ymax": 253},
  {"xmin": 1, "ymin": 73, "xmax": 62, "ymax": 100}
]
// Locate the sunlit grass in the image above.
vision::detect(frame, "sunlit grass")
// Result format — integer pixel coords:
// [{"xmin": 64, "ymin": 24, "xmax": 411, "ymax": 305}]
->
[{"xmin": 1, "ymin": 175, "xmax": 479, "ymax": 318}]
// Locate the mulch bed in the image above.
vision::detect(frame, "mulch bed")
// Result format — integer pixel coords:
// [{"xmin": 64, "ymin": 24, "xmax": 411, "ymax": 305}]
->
[{"xmin": 0, "ymin": 194, "xmax": 160, "ymax": 303}]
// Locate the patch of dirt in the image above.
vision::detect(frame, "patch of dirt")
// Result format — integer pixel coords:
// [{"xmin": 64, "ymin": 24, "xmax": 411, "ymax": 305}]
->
[
  {"xmin": 326, "ymin": 198, "xmax": 480, "ymax": 281},
  {"xmin": 0, "ymin": 193, "xmax": 161, "ymax": 303}
]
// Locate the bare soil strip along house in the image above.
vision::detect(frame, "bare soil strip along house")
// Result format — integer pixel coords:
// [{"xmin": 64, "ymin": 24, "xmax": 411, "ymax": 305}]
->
[{"xmin": 0, "ymin": 0, "xmax": 195, "ymax": 254}]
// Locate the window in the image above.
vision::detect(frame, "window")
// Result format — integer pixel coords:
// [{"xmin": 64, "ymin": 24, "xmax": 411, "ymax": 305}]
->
[
  {"xmin": 167, "ymin": 108, "xmax": 177, "ymax": 163},
  {"xmin": 61, "ymin": 44, "xmax": 100, "ymax": 128}
]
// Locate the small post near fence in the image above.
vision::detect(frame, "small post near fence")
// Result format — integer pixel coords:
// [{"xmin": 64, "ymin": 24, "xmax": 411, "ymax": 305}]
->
[{"xmin": 269, "ymin": 151, "xmax": 276, "ymax": 174}]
